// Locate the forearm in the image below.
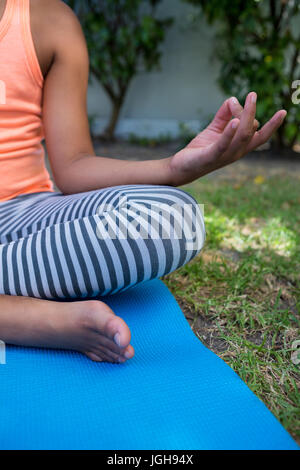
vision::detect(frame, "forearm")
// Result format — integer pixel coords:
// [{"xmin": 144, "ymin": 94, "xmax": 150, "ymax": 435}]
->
[{"xmin": 54, "ymin": 154, "xmax": 175, "ymax": 194}]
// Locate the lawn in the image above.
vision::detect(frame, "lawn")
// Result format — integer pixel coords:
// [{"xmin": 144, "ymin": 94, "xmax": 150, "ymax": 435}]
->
[{"xmin": 163, "ymin": 172, "xmax": 300, "ymax": 443}]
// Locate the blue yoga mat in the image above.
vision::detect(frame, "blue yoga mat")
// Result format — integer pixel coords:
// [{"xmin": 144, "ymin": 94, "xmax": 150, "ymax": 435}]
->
[{"xmin": 0, "ymin": 279, "xmax": 298, "ymax": 450}]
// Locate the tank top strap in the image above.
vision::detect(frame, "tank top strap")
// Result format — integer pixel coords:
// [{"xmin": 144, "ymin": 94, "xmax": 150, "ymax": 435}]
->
[
  {"xmin": 0, "ymin": 0, "xmax": 53, "ymax": 202},
  {"xmin": 20, "ymin": 0, "xmax": 44, "ymax": 88},
  {"xmin": 0, "ymin": 0, "xmax": 43, "ymax": 87},
  {"xmin": 0, "ymin": 0, "xmax": 15, "ymax": 41}
]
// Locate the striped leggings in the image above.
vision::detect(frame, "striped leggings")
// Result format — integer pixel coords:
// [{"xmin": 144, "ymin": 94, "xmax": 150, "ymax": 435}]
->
[{"xmin": 0, "ymin": 185, "xmax": 205, "ymax": 300}]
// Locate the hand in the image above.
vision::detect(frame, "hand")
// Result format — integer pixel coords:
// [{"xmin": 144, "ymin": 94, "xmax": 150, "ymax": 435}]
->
[{"xmin": 168, "ymin": 92, "xmax": 287, "ymax": 186}]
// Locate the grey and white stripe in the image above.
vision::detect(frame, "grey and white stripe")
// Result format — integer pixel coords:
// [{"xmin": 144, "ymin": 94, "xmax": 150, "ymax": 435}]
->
[{"xmin": 0, "ymin": 185, "xmax": 205, "ymax": 300}]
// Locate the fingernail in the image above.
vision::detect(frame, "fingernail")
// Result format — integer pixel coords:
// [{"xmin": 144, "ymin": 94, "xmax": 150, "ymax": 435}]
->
[
  {"xmin": 232, "ymin": 120, "xmax": 239, "ymax": 129},
  {"xmin": 114, "ymin": 333, "xmax": 121, "ymax": 347},
  {"xmin": 251, "ymin": 92, "xmax": 257, "ymax": 104},
  {"xmin": 124, "ymin": 351, "xmax": 132, "ymax": 359},
  {"xmin": 280, "ymin": 111, "xmax": 287, "ymax": 120},
  {"xmin": 231, "ymin": 97, "xmax": 238, "ymax": 105}
]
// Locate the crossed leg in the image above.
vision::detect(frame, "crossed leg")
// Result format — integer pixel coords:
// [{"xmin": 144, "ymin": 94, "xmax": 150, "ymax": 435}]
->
[{"xmin": 0, "ymin": 185, "xmax": 205, "ymax": 362}]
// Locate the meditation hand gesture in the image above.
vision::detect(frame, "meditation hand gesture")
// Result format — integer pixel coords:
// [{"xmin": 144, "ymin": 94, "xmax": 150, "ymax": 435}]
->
[{"xmin": 169, "ymin": 92, "xmax": 287, "ymax": 186}]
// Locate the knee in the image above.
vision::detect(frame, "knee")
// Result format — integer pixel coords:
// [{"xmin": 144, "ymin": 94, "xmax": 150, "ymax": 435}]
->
[
  {"xmin": 108, "ymin": 185, "xmax": 206, "ymax": 257},
  {"xmin": 127, "ymin": 185, "xmax": 206, "ymax": 255},
  {"xmin": 164, "ymin": 187, "xmax": 206, "ymax": 256}
]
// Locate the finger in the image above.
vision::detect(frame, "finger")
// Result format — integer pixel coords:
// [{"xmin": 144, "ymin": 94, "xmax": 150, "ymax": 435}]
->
[
  {"xmin": 229, "ymin": 97, "xmax": 244, "ymax": 117},
  {"xmin": 247, "ymin": 110, "xmax": 287, "ymax": 152},
  {"xmin": 239, "ymin": 91, "xmax": 258, "ymax": 130},
  {"xmin": 207, "ymin": 98, "xmax": 233, "ymax": 133},
  {"xmin": 229, "ymin": 96, "xmax": 259, "ymax": 128},
  {"xmin": 226, "ymin": 92, "xmax": 258, "ymax": 156},
  {"xmin": 206, "ymin": 118, "xmax": 240, "ymax": 160}
]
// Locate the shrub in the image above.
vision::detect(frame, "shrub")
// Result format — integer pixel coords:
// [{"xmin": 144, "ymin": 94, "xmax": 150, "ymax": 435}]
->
[
  {"xmin": 65, "ymin": 0, "xmax": 173, "ymax": 140},
  {"xmin": 184, "ymin": 0, "xmax": 300, "ymax": 149}
]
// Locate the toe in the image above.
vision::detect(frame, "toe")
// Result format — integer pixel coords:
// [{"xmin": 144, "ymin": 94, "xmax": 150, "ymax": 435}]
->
[
  {"xmin": 84, "ymin": 301, "xmax": 131, "ymax": 350},
  {"xmin": 95, "ymin": 333, "xmax": 123, "ymax": 354},
  {"xmin": 85, "ymin": 352, "xmax": 104, "ymax": 363},
  {"xmin": 123, "ymin": 345, "xmax": 135, "ymax": 360},
  {"xmin": 105, "ymin": 316, "xmax": 131, "ymax": 349},
  {"xmin": 79, "ymin": 300, "xmax": 132, "ymax": 363},
  {"xmin": 95, "ymin": 344, "xmax": 121, "ymax": 363}
]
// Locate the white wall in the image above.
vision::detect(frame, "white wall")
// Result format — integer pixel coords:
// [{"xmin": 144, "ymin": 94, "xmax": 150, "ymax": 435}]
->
[{"xmin": 87, "ymin": 0, "xmax": 226, "ymax": 138}]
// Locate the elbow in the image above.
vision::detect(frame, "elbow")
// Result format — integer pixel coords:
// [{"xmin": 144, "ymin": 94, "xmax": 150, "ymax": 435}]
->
[
  {"xmin": 52, "ymin": 171, "xmax": 76, "ymax": 195},
  {"xmin": 50, "ymin": 153, "xmax": 93, "ymax": 195}
]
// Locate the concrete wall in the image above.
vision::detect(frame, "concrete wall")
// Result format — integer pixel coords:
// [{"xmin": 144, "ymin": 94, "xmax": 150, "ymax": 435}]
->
[{"xmin": 87, "ymin": 0, "xmax": 226, "ymax": 138}]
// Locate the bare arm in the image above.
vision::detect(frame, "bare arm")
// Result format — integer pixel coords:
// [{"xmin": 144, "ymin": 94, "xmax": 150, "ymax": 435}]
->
[
  {"xmin": 43, "ymin": 2, "xmax": 286, "ymax": 194},
  {"xmin": 42, "ymin": 2, "xmax": 171, "ymax": 194}
]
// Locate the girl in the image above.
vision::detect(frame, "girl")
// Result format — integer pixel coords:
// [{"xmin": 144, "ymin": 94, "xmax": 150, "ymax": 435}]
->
[{"xmin": 0, "ymin": 0, "xmax": 287, "ymax": 363}]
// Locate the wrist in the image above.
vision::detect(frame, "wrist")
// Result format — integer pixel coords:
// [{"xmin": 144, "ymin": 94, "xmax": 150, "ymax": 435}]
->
[
  {"xmin": 168, "ymin": 148, "xmax": 221, "ymax": 186},
  {"xmin": 166, "ymin": 152, "xmax": 192, "ymax": 187},
  {"xmin": 159, "ymin": 156, "xmax": 178, "ymax": 186},
  {"xmin": 144, "ymin": 156, "xmax": 177, "ymax": 186}
]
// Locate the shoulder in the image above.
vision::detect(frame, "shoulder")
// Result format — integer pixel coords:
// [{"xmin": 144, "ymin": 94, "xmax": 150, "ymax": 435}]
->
[
  {"xmin": 31, "ymin": 0, "xmax": 86, "ymax": 49},
  {"xmin": 31, "ymin": 0, "xmax": 88, "ymax": 72},
  {"xmin": 31, "ymin": 0, "xmax": 81, "ymax": 28}
]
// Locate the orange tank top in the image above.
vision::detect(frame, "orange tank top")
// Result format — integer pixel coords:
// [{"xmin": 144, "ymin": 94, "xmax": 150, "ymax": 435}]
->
[{"xmin": 0, "ymin": 0, "xmax": 54, "ymax": 202}]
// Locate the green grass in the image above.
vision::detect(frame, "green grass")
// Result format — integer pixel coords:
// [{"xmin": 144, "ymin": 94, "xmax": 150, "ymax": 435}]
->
[
  {"xmin": 163, "ymin": 173, "xmax": 300, "ymax": 443},
  {"xmin": 126, "ymin": 132, "xmax": 173, "ymax": 147}
]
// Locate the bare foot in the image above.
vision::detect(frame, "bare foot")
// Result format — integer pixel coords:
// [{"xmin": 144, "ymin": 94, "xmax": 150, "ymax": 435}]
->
[{"xmin": 0, "ymin": 295, "xmax": 134, "ymax": 364}]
